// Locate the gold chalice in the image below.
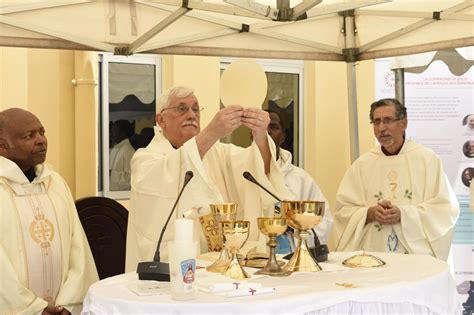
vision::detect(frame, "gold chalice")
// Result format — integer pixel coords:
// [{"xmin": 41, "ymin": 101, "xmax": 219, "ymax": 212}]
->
[
  {"xmin": 255, "ymin": 217, "xmax": 292, "ymax": 276},
  {"xmin": 281, "ymin": 200, "xmax": 325, "ymax": 272},
  {"xmin": 221, "ymin": 220, "xmax": 250, "ymax": 279},
  {"xmin": 206, "ymin": 203, "xmax": 237, "ymax": 272}
]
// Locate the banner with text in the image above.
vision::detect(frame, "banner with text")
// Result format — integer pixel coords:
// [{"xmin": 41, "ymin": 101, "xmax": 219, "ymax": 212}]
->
[{"xmin": 375, "ymin": 58, "xmax": 473, "ymax": 313}]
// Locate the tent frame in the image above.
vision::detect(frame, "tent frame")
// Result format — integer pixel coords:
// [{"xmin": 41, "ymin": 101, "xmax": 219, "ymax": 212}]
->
[{"xmin": 1, "ymin": 0, "xmax": 472, "ymax": 160}]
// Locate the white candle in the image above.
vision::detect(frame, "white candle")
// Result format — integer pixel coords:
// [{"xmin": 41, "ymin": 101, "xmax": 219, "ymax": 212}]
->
[
  {"xmin": 174, "ymin": 218, "xmax": 193, "ymax": 242},
  {"xmin": 169, "ymin": 218, "xmax": 197, "ymax": 300}
]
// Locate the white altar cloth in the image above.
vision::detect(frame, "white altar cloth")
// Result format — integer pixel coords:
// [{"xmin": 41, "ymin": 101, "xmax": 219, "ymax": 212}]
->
[{"xmin": 82, "ymin": 252, "xmax": 461, "ymax": 314}]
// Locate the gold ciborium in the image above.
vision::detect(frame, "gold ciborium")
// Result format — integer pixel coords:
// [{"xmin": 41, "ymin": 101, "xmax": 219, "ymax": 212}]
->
[
  {"xmin": 281, "ymin": 201, "xmax": 325, "ymax": 272},
  {"xmin": 221, "ymin": 220, "xmax": 250, "ymax": 279},
  {"xmin": 255, "ymin": 217, "xmax": 292, "ymax": 277},
  {"xmin": 206, "ymin": 203, "xmax": 237, "ymax": 272}
]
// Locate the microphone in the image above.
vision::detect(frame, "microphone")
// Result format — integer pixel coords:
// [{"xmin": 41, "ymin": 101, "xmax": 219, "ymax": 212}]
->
[
  {"xmin": 242, "ymin": 171, "xmax": 329, "ymax": 262},
  {"xmin": 137, "ymin": 170, "xmax": 194, "ymax": 281},
  {"xmin": 243, "ymin": 171, "xmax": 282, "ymax": 202}
]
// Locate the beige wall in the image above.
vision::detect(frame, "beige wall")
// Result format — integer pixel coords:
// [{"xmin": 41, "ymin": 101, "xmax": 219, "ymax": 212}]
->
[
  {"xmin": 0, "ymin": 48, "xmax": 77, "ymax": 193},
  {"xmin": 306, "ymin": 61, "xmax": 351, "ymax": 210},
  {"xmin": 0, "ymin": 49, "xmax": 375, "ymax": 211},
  {"xmin": 0, "ymin": 48, "xmax": 29, "ymax": 110}
]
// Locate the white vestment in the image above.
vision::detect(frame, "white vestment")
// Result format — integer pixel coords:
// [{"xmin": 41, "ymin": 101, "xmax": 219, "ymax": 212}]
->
[
  {"xmin": 0, "ymin": 157, "xmax": 98, "ymax": 314},
  {"xmin": 332, "ymin": 140, "xmax": 459, "ymax": 261},
  {"xmin": 109, "ymin": 138, "xmax": 135, "ymax": 191},
  {"xmin": 125, "ymin": 128, "xmax": 289, "ymax": 271},
  {"xmin": 277, "ymin": 148, "xmax": 333, "ymax": 244}
]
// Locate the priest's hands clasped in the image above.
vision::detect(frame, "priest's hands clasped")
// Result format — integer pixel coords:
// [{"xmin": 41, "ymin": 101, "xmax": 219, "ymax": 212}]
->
[
  {"xmin": 41, "ymin": 305, "xmax": 70, "ymax": 315},
  {"xmin": 366, "ymin": 200, "xmax": 401, "ymax": 225}
]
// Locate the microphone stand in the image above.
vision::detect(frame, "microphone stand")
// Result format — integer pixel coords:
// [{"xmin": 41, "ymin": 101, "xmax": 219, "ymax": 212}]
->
[
  {"xmin": 137, "ymin": 171, "xmax": 194, "ymax": 281},
  {"xmin": 242, "ymin": 171, "xmax": 329, "ymax": 262}
]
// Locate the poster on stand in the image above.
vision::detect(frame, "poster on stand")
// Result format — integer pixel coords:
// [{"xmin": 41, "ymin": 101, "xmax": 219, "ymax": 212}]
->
[{"xmin": 375, "ymin": 58, "xmax": 474, "ymax": 314}]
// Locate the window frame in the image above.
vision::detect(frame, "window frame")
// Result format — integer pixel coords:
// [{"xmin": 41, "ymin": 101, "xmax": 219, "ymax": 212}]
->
[{"xmin": 99, "ymin": 53, "xmax": 162, "ymax": 199}]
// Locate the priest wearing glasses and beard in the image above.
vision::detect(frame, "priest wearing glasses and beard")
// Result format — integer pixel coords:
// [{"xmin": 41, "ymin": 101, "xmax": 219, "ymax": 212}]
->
[
  {"xmin": 0, "ymin": 108, "xmax": 98, "ymax": 315},
  {"xmin": 125, "ymin": 86, "xmax": 289, "ymax": 271},
  {"xmin": 331, "ymin": 98, "xmax": 459, "ymax": 261}
]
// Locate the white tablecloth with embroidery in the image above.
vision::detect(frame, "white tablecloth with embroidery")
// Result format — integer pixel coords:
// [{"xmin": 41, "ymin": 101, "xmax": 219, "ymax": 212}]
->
[{"xmin": 82, "ymin": 252, "xmax": 461, "ymax": 314}]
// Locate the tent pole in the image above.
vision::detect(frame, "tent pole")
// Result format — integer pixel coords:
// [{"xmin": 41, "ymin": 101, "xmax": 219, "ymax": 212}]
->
[
  {"xmin": 394, "ymin": 68, "xmax": 405, "ymax": 103},
  {"xmin": 347, "ymin": 62, "xmax": 360, "ymax": 162},
  {"xmin": 343, "ymin": 12, "xmax": 360, "ymax": 162}
]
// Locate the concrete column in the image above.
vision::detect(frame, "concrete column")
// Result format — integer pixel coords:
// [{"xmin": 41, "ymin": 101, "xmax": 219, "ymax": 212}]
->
[{"xmin": 74, "ymin": 51, "xmax": 99, "ymax": 198}]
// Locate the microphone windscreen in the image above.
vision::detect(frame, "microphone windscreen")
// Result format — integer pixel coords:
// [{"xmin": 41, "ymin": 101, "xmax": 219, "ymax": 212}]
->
[
  {"xmin": 243, "ymin": 171, "xmax": 255, "ymax": 182},
  {"xmin": 184, "ymin": 170, "xmax": 194, "ymax": 184}
]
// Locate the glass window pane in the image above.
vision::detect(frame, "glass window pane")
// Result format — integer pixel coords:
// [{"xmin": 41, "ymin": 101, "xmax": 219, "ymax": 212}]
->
[
  {"xmin": 265, "ymin": 72, "xmax": 300, "ymax": 163},
  {"xmin": 100, "ymin": 54, "xmax": 160, "ymax": 199},
  {"xmin": 109, "ymin": 63, "xmax": 155, "ymax": 192}
]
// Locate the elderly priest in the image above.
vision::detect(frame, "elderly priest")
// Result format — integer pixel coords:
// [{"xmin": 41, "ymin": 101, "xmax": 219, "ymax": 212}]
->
[
  {"xmin": 332, "ymin": 98, "xmax": 459, "ymax": 261},
  {"xmin": 0, "ymin": 108, "xmax": 98, "ymax": 314},
  {"xmin": 126, "ymin": 86, "xmax": 289, "ymax": 270}
]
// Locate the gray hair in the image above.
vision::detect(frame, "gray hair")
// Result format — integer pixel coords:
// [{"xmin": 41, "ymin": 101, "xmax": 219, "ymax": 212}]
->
[
  {"xmin": 157, "ymin": 86, "xmax": 195, "ymax": 112},
  {"xmin": 369, "ymin": 98, "xmax": 407, "ymax": 123}
]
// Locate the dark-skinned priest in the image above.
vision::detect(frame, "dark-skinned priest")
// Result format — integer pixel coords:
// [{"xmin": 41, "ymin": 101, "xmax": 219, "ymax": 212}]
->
[{"xmin": 0, "ymin": 108, "xmax": 98, "ymax": 314}]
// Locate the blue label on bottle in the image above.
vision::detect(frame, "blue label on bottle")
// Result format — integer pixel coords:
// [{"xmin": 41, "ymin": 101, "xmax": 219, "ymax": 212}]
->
[{"xmin": 180, "ymin": 259, "xmax": 196, "ymax": 286}]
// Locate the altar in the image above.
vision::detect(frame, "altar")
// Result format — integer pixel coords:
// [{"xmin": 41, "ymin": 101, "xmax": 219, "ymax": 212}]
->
[{"xmin": 82, "ymin": 252, "xmax": 461, "ymax": 314}]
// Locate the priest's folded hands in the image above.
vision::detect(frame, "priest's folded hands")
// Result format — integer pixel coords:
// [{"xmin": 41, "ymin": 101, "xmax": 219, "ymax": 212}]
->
[
  {"xmin": 41, "ymin": 305, "xmax": 70, "ymax": 315},
  {"xmin": 366, "ymin": 200, "xmax": 401, "ymax": 225}
]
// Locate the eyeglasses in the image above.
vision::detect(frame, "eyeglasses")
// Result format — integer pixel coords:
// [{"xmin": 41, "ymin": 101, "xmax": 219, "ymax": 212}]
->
[
  {"xmin": 161, "ymin": 104, "xmax": 204, "ymax": 116},
  {"xmin": 371, "ymin": 117, "xmax": 402, "ymax": 126}
]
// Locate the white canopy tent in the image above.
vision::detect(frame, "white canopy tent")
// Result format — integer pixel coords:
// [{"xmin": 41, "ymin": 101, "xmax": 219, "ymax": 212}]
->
[
  {"xmin": 0, "ymin": 0, "xmax": 473, "ymax": 159},
  {"xmin": 391, "ymin": 46, "xmax": 474, "ymax": 101},
  {"xmin": 391, "ymin": 46, "xmax": 474, "ymax": 74},
  {"xmin": 0, "ymin": 0, "xmax": 472, "ymax": 59}
]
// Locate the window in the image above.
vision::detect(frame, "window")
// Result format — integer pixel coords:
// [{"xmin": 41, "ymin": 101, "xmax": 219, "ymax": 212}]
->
[
  {"xmin": 99, "ymin": 54, "xmax": 161, "ymax": 199},
  {"xmin": 220, "ymin": 58, "xmax": 304, "ymax": 166}
]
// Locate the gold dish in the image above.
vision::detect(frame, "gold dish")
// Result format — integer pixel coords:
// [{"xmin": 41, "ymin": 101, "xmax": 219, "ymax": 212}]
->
[{"xmin": 342, "ymin": 253, "xmax": 386, "ymax": 268}]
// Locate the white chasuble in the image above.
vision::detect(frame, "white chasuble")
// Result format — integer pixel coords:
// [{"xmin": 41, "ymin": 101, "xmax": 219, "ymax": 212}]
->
[
  {"xmin": 126, "ymin": 129, "xmax": 290, "ymax": 270},
  {"xmin": 0, "ymin": 157, "xmax": 98, "ymax": 315},
  {"xmin": 14, "ymin": 192, "xmax": 62, "ymax": 305},
  {"xmin": 359, "ymin": 160, "xmax": 410, "ymax": 254},
  {"xmin": 333, "ymin": 140, "xmax": 459, "ymax": 261}
]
